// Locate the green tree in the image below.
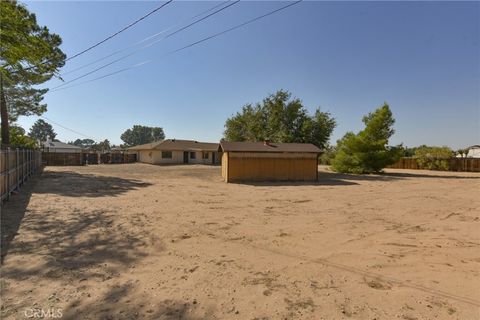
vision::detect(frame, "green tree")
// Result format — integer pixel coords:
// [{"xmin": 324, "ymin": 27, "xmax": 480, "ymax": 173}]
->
[
  {"xmin": 28, "ymin": 119, "xmax": 56, "ymax": 142},
  {"xmin": 0, "ymin": 124, "xmax": 36, "ymax": 148},
  {"xmin": 92, "ymin": 139, "xmax": 111, "ymax": 152},
  {"xmin": 70, "ymin": 138, "xmax": 95, "ymax": 149},
  {"xmin": 120, "ymin": 125, "xmax": 165, "ymax": 147},
  {"xmin": 319, "ymin": 145, "xmax": 337, "ymax": 165},
  {"xmin": 414, "ymin": 146, "xmax": 453, "ymax": 170},
  {"xmin": 0, "ymin": 0, "xmax": 66, "ymax": 146},
  {"xmin": 224, "ymin": 90, "xmax": 336, "ymax": 149},
  {"xmin": 331, "ymin": 104, "xmax": 402, "ymax": 173}
]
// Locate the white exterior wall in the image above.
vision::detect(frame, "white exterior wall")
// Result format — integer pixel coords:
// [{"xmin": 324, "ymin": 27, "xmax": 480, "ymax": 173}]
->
[
  {"xmin": 467, "ymin": 148, "xmax": 480, "ymax": 158},
  {"xmin": 152, "ymin": 150, "xmax": 184, "ymax": 164},
  {"xmin": 188, "ymin": 151, "xmax": 213, "ymax": 164},
  {"xmin": 137, "ymin": 150, "xmax": 218, "ymax": 164}
]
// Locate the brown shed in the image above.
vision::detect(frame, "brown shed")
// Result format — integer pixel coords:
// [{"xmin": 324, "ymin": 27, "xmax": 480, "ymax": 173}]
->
[{"xmin": 219, "ymin": 141, "xmax": 321, "ymax": 182}]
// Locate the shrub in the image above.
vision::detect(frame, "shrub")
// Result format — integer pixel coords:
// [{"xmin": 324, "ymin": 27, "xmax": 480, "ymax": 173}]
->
[
  {"xmin": 414, "ymin": 146, "xmax": 453, "ymax": 170},
  {"xmin": 331, "ymin": 104, "xmax": 402, "ymax": 173}
]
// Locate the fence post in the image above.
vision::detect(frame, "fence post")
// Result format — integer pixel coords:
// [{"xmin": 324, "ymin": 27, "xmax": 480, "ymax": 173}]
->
[
  {"xmin": 15, "ymin": 148, "xmax": 19, "ymax": 191},
  {"xmin": 22, "ymin": 149, "xmax": 25, "ymax": 183},
  {"xmin": 6, "ymin": 149, "xmax": 9, "ymax": 200}
]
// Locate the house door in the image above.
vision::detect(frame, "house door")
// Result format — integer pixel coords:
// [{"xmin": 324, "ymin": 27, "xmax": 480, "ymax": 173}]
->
[
  {"xmin": 183, "ymin": 151, "xmax": 189, "ymax": 164},
  {"xmin": 211, "ymin": 152, "xmax": 215, "ymax": 165}
]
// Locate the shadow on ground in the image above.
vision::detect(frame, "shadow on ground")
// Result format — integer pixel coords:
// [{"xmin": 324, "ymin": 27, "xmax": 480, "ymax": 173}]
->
[
  {"xmin": 61, "ymin": 282, "xmax": 207, "ymax": 320},
  {"xmin": 233, "ymin": 169, "xmax": 480, "ymax": 186},
  {"xmin": 35, "ymin": 170, "xmax": 152, "ymax": 197},
  {"xmin": 1, "ymin": 170, "xmax": 153, "ymax": 265},
  {"xmin": 1, "ymin": 176, "xmax": 37, "ymax": 264}
]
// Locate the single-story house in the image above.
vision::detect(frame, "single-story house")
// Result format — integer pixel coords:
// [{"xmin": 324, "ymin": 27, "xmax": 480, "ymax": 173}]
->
[
  {"xmin": 466, "ymin": 145, "xmax": 480, "ymax": 158},
  {"xmin": 219, "ymin": 140, "xmax": 322, "ymax": 182},
  {"xmin": 41, "ymin": 139, "xmax": 83, "ymax": 153},
  {"xmin": 129, "ymin": 139, "xmax": 220, "ymax": 165}
]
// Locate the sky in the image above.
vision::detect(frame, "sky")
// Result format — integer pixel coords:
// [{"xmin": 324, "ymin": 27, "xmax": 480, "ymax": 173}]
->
[{"xmin": 18, "ymin": 1, "xmax": 480, "ymax": 149}]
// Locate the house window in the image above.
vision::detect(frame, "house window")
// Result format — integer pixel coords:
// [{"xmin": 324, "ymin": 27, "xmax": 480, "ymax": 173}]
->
[
  {"xmin": 162, "ymin": 151, "xmax": 172, "ymax": 159},
  {"xmin": 202, "ymin": 152, "xmax": 209, "ymax": 159},
  {"xmin": 190, "ymin": 152, "xmax": 196, "ymax": 159}
]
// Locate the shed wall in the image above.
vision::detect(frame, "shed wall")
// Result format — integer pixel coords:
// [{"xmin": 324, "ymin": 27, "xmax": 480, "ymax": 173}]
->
[{"xmin": 224, "ymin": 153, "xmax": 318, "ymax": 182}]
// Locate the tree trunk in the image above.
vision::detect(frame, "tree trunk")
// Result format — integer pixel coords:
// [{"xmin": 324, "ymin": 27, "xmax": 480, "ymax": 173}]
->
[{"xmin": 0, "ymin": 74, "xmax": 10, "ymax": 147}]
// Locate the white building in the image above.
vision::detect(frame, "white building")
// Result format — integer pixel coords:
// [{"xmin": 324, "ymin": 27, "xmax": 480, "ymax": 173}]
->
[
  {"xmin": 129, "ymin": 139, "xmax": 220, "ymax": 165},
  {"xmin": 466, "ymin": 145, "xmax": 480, "ymax": 158}
]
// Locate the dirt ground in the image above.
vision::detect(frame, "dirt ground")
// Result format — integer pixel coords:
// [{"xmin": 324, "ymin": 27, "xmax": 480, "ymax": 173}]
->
[{"xmin": 1, "ymin": 164, "xmax": 479, "ymax": 319}]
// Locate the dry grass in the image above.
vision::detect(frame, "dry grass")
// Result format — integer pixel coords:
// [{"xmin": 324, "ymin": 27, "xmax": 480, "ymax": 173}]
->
[{"xmin": 1, "ymin": 164, "xmax": 479, "ymax": 319}]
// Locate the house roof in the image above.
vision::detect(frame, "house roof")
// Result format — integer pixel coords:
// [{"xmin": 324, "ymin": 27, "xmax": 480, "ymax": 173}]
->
[
  {"xmin": 129, "ymin": 139, "xmax": 219, "ymax": 152},
  {"xmin": 42, "ymin": 141, "xmax": 82, "ymax": 149},
  {"xmin": 219, "ymin": 141, "xmax": 322, "ymax": 153}
]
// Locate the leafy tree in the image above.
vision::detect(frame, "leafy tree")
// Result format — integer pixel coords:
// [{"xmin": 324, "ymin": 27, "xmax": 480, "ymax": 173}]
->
[
  {"xmin": 92, "ymin": 139, "xmax": 111, "ymax": 152},
  {"xmin": 0, "ymin": 0, "xmax": 66, "ymax": 146},
  {"xmin": 70, "ymin": 138, "xmax": 95, "ymax": 149},
  {"xmin": 331, "ymin": 103, "xmax": 402, "ymax": 173},
  {"xmin": 401, "ymin": 146, "xmax": 417, "ymax": 157},
  {"xmin": 224, "ymin": 90, "xmax": 336, "ymax": 149},
  {"xmin": 318, "ymin": 145, "xmax": 336, "ymax": 165},
  {"xmin": 0, "ymin": 124, "xmax": 36, "ymax": 148},
  {"xmin": 120, "ymin": 125, "xmax": 165, "ymax": 147},
  {"xmin": 28, "ymin": 119, "xmax": 56, "ymax": 141},
  {"xmin": 414, "ymin": 146, "xmax": 453, "ymax": 170},
  {"xmin": 455, "ymin": 148, "xmax": 469, "ymax": 158}
]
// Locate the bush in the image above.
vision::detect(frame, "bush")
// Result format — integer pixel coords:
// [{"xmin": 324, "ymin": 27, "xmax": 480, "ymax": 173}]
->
[
  {"xmin": 331, "ymin": 104, "xmax": 402, "ymax": 174},
  {"xmin": 1, "ymin": 125, "xmax": 37, "ymax": 149},
  {"xmin": 318, "ymin": 146, "xmax": 336, "ymax": 165},
  {"xmin": 414, "ymin": 146, "xmax": 453, "ymax": 170}
]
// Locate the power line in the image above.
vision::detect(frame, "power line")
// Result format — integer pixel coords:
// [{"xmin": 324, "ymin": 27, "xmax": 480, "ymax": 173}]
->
[
  {"xmin": 61, "ymin": 1, "xmax": 232, "ymax": 76},
  {"xmin": 65, "ymin": 0, "xmax": 173, "ymax": 62},
  {"xmin": 52, "ymin": 0, "xmax": 239, "ymax": 90},
  {"xmin": 40, "ymin": 116, "xmax": 98, "ymax": 141},
  {"xmin": 49, "ymin": 0, "xmax": 303, "ymax": 93},
  {"xmin": 18, "ymin": 0, "xmax": 173, "ymax": 73},
  {"xmin": 50, "ymin": 61, "xmax": 151, "ymax": 93},
  {"xmin": 171, "ymin": 0, "xmax": 302, "ymax": 54}
]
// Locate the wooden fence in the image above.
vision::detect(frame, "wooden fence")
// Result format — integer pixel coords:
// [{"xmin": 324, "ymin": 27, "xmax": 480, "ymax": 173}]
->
[
  {"xmin": 99, "ymin": 153, "xmax": 136, "ymax": 164},
  {"xmin": 1, "ymin": 149, "xmax": 42, "ymax": 202},
  {"xmin": 42, "ymin": 152, "xmax": 83, "ymax": 166},
  {"xmin": 42, "ymin": 152, "xmax": 136, "ymax": 166},
  {"xmin": 388, "ymin": 157, "xmax": 480, "ymax": 172}
]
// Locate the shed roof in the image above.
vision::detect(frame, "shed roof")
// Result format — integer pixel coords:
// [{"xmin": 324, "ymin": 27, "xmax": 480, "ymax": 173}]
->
[
  {"xmin": 129, "ymin": 139, "xmax": 219, "ymax": 152},
  {"xmin": 219, "ymin": 141, "xmax": 321, "ymax": 153}
]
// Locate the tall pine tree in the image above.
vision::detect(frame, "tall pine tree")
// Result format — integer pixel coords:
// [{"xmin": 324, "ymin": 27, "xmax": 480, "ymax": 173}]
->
[{"xmin": 0, "ymin": 0, "xmax": 66, "ymax": 146}]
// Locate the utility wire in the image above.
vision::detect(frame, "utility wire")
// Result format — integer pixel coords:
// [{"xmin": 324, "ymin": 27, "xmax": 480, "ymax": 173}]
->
[
  {"xmin": 40, "ymin": 116, "xmax": 98, "ymax": 141},
  {"xmin": 17, "ymin": 0, "xmax": 173, "ymax": 73},
  {"xmin": 65, "ymin": 0, "xmax": 173, "ymax": 62},
  {"xmin": 52, "ymin": 0, "xmax": 239, "ymax": 90},
  {"xmin": 62, "ymin": 0, "xmax": 231, "ymax": 76},
  {"xmin": 171, "ymin": 0, "xmax": 302, "ymax": 54},
  {"xmin": 50, "ymin": 60, "xmax": 151, "ymax": 93},
  {"xmin": 49, "ymin": 0, "xmax": 303, "ymax": 93}
]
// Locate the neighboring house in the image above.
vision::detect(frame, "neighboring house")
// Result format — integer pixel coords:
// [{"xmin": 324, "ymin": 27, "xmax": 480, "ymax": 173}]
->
[
  {"xmin": 466, "ymin": 145, "xmax": 480, "ymax": 158},
  {"xmin": 129, "ymin": 139, "xmax": 220, "ymax": 165},
  {"xmin": 41, "ymin": 139, "xmax": 83, "ymax": 153},
  {"xmin": 219, "ymin": 140, "xmax": 322, "ymax": 182}
]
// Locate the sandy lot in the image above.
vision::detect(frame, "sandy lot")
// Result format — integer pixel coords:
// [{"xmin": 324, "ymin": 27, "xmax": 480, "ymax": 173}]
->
[{"xmin": 1, "ymin": 164, "xmax": 479, "ymax": 319}]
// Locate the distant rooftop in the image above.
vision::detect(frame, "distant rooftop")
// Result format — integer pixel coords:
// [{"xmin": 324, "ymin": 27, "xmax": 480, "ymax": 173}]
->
[
  {"xmin": 128, "ymin": 139, "xmax": 219, "ymax": 152},
  {"xmin": 42, "ymin": 140, "xmax": 82, "ymax": 149}
]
